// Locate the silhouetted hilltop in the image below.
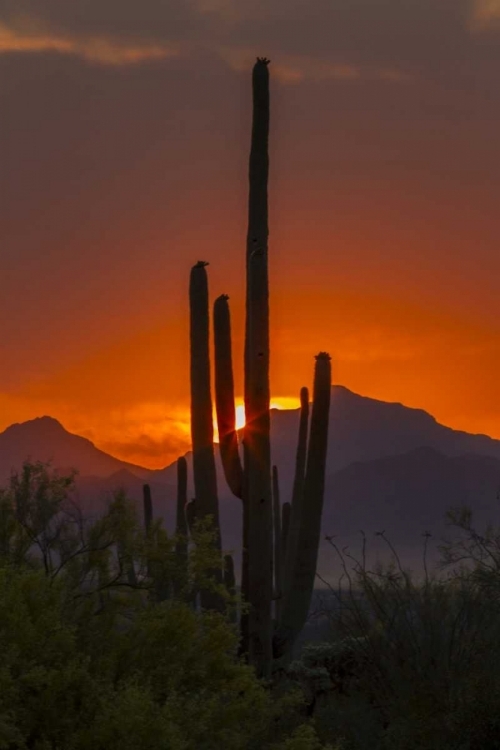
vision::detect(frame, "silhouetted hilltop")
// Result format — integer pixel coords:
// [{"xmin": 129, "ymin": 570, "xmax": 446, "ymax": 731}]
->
[
  {"xmin": 0, "ymin": 416, "xmax": 150, "ymax": 482},
  {"xmin": 268, "ymin": 386, "xmax": 500, "ymax": 499}
]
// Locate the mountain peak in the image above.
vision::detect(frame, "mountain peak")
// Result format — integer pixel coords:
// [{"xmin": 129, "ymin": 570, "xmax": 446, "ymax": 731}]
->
[
  {"xmin": 0, "ymin": 415, "xmax": 150, "ymax": 483},
  {"xmin": 3, "ymin": 415, "xmax": 66, "ymax": 436}
]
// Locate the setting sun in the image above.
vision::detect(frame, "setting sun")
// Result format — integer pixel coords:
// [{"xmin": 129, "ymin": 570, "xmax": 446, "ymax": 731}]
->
[
  {"xmin": 235, "ymin": 405, "xmax": 246, "ymax": 431},
  {"xmin": 213, "ymin": 397, "xmax": 301, "ymax": 442}
]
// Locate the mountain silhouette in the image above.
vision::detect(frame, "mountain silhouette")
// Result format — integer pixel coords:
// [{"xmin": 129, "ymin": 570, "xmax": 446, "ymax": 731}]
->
[
  {"xmin": 0, "ymin": 416, "xmax": 150, "ymax": 482},
  {"xmin": 270, "ymin": 386, "xmax": 500, "ymax": 498},
  {"xmin": 2, "ymin": 390, "xmax": 500, "ymax": 584}
]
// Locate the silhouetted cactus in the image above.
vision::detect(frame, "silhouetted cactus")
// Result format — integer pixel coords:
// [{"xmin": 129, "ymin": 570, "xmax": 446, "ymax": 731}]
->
[
  {"xmin": 174, "ymin": 457, "xmax": 188, "ymax": 597},
  {"xmin": 243, "ymin": 55, "xmax": 273, "ymax": 678},
  {"xmin": 211, "ymin": 59, "xmax": 331, "ymax": 674},
  {"xmin": 272, "ymin": 465, "xmax": 282, "ymax": 620},
  {"xmin": 282, "ymin": 387, "xmax": 309, "ymax": 601},
  {"xmin": 143, "ymin": 484, "xmax": 153, "ymax": 533},
  {"xmin": 281, "ymin": 501, "xmax": 291, "ymax": 571},
  {"xmin": 274, "ymin": 353, "xmax": 332, "ymax": 660},
  {"xmin": 189, "ymin": 261, "xmax": 223, "ymax": 611},
  {"xmin": 191, "ymin": 59, "xmax": 331, "ymax": 674},
  {"xmin": 214, "ymin": 294, "xmax": 243, "ymax": 499}
]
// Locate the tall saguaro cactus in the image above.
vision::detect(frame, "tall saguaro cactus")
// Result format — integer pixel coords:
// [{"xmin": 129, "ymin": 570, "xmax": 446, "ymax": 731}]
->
[
  {"xmin": 190, "ymin": 58, "xmax": 332, "ymax": 675},
  {"xmin": 244, "ymin": 56, "xmax": 273, "ymax": 678},
  {"xmin": 189, "ymin": 260, "xmax": 223, "ymax": 610}
]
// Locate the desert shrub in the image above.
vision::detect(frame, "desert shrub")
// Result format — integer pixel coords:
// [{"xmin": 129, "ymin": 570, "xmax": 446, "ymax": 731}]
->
[
  {"xmin": 0, "ymin": 462, "xmax": 338, "ymax": 750},
  {"xmin": 288, "ymin": 524, "xmax": 500, "ymax": 749}
]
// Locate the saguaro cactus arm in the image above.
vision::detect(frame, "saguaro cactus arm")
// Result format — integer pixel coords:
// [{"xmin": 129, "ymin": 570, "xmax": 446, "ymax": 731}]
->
[{"xmin": 214, "ymin": 294, "xmax": 243, "ymax": 499}]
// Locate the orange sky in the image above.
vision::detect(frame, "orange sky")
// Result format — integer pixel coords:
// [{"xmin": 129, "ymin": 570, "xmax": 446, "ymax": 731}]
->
[{"xmin": 2, "ymin": 0, "xmax": 500, "ymax": 468}]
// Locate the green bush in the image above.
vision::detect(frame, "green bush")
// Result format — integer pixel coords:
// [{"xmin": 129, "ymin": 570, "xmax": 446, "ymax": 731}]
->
[{"xmin": 0, "ymin": 461, "xmax": 336, "ymax": 750}]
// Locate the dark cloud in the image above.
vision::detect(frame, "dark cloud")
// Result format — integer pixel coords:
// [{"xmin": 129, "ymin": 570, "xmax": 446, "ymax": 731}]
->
[
  {"xmin": 0, "ymin": 0, "xmax": 492, "ymax": 77},
  {"xmin": 0, "ymin": 0, "xmax": 198, "ymax": 40}
]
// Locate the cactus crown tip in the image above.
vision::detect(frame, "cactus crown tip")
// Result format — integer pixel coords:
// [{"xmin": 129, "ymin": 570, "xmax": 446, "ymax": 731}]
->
[
  {"xmin": 315, "ymin": 351, "xmax": 331, "ymax": 361},
  {"xmin": 256, "ymin": 56, "xmax": 271, "ymax": 65},
  {"xmin": 217, "ymin": 293, "xmax": 230, "ymax": 301},
  {"xmin": 194, "ymin": 260, "xmax": 209, "ymax": 268}
]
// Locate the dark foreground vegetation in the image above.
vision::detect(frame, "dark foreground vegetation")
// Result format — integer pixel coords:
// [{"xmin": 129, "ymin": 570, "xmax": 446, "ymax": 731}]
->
[{"xmin": 1, "ymin": 460, "xmax": 500, "ymax": 749}]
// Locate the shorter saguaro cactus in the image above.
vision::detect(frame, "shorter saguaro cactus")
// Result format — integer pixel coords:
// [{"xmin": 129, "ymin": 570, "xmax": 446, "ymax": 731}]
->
[
  {"xmin": 143, "ymin": 484, "xmax": 153, "ymax": 533},
  {"xmin": 173, "ymin": 457, "xmax": 189, "ymax": 597},
  {"xmin": 189, "ymin": 261, "xmax": 224, "ymax": 612},
  {"xmin": 274, "ymin": 352, "xmax": 332, "ymax": 661}
]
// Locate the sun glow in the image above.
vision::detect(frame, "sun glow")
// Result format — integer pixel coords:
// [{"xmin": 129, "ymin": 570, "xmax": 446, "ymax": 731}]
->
[
  {"xmin": 235, "ymin": 404, "xmax": 246, "ymax": 431},
  {"xmin": 213, "ymin": 396, "xmax": 301, "ymax": 442}
]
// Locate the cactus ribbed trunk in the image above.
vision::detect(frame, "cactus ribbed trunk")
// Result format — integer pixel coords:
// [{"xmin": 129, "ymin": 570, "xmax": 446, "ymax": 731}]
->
[
  {"xmin": 174, "ymin": 457, "xmax": 188, "ymax": 598},
  {"xmin": 244, "ymin": 57, "xmax": 273, "ymax": 678},
  {"xmin": 189, "ymin": 261, "xmax": 223, "ymax": 611},
  {"xmin": 274, "ymin": 353, "xmax": 332, "ymax": 660},
  {"xmin": 214, "ymin": 294, "xmax": 243, "ymax": 499}
]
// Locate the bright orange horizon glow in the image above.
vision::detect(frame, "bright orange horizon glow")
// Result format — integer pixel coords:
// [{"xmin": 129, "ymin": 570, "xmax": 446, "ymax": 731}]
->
[
  {"xmin": 3, "ymin": 13, "xmax": 500, "ymax": 473},
  {"xmin": 213, "ymin": 397, "xmax": 300, "ymax": 442}
]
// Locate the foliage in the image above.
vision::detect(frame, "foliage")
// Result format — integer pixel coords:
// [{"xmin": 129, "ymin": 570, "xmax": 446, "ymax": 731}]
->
[
  {"xmin": 269, "ymin": 723, "xmax": 340, "ymax": 750},
  {"xmin": 287, "ymin": 522, "xmax": 500, "ymax": 749},
  {"xmin": 0, "ymin": 461, "xmax": 336, "ymax": 750}
]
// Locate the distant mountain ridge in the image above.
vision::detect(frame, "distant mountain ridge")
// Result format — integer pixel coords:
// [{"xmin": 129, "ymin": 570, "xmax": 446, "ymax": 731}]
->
[
  {"xmin": 3, "ymin": 389, "xmax": 499, "ymax": 485},
  {"xmin": 2, "ymin": 388, "xmax": 500, "ymax": 585}
]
